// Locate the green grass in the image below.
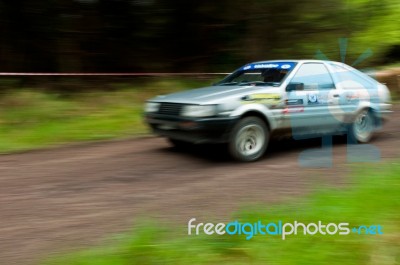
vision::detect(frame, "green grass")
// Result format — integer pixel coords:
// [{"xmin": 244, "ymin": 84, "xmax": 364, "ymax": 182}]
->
[
  {"xmin": 0, "ymin": 79, "xmax": 213, "ymax": 153},
  {"xmin": 43, "ymin": 163, "xmax": 400, "ymax": 265}
]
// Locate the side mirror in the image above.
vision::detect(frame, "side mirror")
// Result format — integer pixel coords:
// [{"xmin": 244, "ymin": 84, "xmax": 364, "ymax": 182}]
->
[{"xmin": 286, "ymin": 82, "xmax": 304, "ymax": 92}]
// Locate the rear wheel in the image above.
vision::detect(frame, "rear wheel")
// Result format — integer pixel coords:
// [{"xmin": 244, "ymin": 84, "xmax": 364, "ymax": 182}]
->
[
  {"xmin": 349, "ymin": 109, "xmax": 375, "ymax": 143},
  {"xmin": 229, "ymin": 117, "xmax": 269, "ymax": 162}
]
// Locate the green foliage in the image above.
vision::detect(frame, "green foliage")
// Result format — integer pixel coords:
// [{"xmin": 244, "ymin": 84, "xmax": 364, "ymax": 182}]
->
[
  {"xmin": 0, "ymin": 0, "xmax": 399, "ymax": 73},
  {"xmin": 43, "ymin": 163, "xmax": 400, "ymax": 265}
]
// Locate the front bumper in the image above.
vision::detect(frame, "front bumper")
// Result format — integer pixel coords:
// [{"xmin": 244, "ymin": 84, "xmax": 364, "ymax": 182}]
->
[{"xmin": 145, "ymin": 114, "xmax": 239, "ymax": 144}]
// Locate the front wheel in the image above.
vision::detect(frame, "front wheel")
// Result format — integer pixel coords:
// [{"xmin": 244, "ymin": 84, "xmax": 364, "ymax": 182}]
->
[
  {"xmin": 229, "ymin": 117, "xmax": 269, "ymax": 162},
  {"xmin": 348, "ymin": 109, "xmax": 375, "ymax": 143}
]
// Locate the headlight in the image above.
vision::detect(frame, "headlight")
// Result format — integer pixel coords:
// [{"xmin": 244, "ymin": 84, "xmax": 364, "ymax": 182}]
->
[
  {"xmin": 145, "ymin": 102, "xmax": 160, "ymax": 113},
  {"xmin": 181, "ymin": 105, "xmax": 217, "ymax": 117}
]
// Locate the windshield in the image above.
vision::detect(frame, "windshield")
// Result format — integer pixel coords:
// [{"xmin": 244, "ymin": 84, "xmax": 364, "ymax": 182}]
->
[{"xmin": 216, "ymin": 62, "xmax": 296, "ymax": 86}]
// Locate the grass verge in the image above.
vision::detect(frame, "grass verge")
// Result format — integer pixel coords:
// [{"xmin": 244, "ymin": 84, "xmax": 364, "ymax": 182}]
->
[
  {"xmin": 0, "ymin": 78, "xmax": 211, "ymax": 153},
  {"xmin": 43, "ymin": 162, "xmax": 400, "ymax": 265}
]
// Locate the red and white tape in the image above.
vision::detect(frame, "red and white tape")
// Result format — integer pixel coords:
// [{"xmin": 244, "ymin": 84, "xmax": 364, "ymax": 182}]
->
[{"xmin": 0, "ymin": 72, "xmax": 230, "ymax": 76}]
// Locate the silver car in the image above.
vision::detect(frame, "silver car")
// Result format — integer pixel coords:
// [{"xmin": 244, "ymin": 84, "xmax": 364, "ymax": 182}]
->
[{"xmin": 145, "ymin": 60, "xmax": 392, "ymax": 162}]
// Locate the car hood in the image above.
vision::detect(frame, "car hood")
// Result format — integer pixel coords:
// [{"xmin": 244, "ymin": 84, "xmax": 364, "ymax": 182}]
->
[{"xmin": 151, "ymin": 85, "xmax": 278, "ymax": 104}]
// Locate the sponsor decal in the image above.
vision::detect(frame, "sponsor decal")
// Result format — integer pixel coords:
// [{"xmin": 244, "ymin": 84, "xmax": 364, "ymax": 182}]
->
[
  {"xmin": 308, "ymin": 93, "xmax": 318, "ymax": 104},
  {"xmin": 285, "ymin": 99, "xmax": 303, "ymax": 105},
  {"xmin": 283, "ymin": 106, "xmax": 304, "ymax": 114},
  {"xmin": 242, "ymin": 93, "xmax": 281, "ymax": 104},
  {"xmin": 345, "ymin": 91, "xmax": 368, "ymax": 102},
  {"xmin": 241, "ymin": 62, "xmax": 296, "ymax": 71},
  {"xmin": 254, "ymin": 63, "xmax": 279, "ymax": 69},
  {"xmin": 317, "ymin": 94, "xmax": 329, "ymax": 104}
]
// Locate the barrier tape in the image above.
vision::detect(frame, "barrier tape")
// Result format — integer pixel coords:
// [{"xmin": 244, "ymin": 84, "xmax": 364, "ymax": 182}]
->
[{"xmin": 0, "ymin": 72, "xmax": 230, "ymax": 76}]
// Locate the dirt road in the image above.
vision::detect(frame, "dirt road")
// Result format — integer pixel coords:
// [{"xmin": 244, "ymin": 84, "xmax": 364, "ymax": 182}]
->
[{"xmin": 1, "ymin": 106, "xmax": 399, "ymax": 265}]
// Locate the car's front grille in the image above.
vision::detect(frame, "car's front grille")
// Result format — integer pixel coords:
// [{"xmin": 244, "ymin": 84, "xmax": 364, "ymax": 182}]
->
[{"xmin": 158, "ymin": 103, "xmax": 183, "ymax": 116}]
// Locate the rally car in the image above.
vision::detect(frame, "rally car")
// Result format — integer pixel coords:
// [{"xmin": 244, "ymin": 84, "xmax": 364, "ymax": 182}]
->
[{"xmin": 145, "ymin": 60, "xmax": 392, "ymax": 162}]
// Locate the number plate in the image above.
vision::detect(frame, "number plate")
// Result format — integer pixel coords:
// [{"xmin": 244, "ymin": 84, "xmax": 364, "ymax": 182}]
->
[{"xmin": 158, "ymin": 124, "xmax": 176, "ymax": 130}]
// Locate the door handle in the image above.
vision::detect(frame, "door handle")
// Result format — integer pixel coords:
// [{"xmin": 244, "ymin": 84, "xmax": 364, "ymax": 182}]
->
[{"xmin": 333, "ymin": 94, "xmax": 340, "ymax": 98}]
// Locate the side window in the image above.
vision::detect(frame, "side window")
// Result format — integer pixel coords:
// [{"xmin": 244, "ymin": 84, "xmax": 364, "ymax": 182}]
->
[
  {"xmin": 330, "ymin": 64, "xmax": 374, "ymax": 90},
  {"xmin": 291, "ymin": 63, "xmax": 335, "ymax": 90}
]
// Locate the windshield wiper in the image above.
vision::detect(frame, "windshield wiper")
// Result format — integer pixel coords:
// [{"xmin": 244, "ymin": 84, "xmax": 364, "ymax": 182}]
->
[
  {"xmin": 239, "ymin": 81, "xmax": 279, "ymax": 86},
  {"xmin": 216, "ymin": 81, "xmax": 279, "ymax": 86},
  {"xmin": 215, "ymin": 81, "xmax": 238, "ymax": 86}
]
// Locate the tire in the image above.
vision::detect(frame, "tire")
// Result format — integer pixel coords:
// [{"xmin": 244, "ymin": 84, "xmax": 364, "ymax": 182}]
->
[
  {"xmin": 348, "ymin": 109, "xmax": 375, "ymax": 143},
  {"xmin": 228, "ymin": 116, "xmax": 269, "ymax": 162}
]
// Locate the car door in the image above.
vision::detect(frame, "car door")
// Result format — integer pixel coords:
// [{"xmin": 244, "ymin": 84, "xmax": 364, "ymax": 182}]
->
[{"xmin": 285, "ymin": 62, "xmax": 341, "ymax": 137}]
